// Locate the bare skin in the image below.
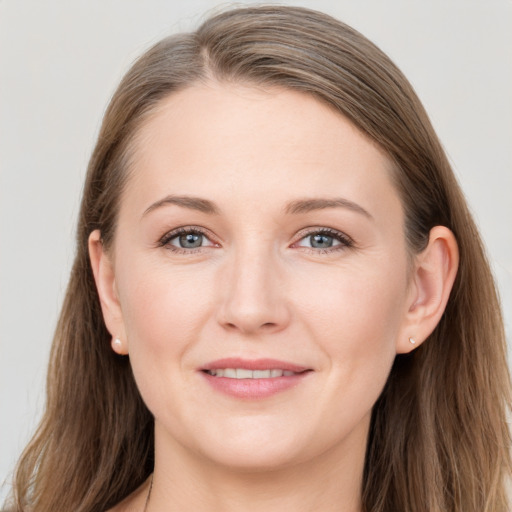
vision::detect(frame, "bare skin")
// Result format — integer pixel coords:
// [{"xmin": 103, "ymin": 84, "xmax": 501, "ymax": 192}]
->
[
  {"xmin": 108, "ymin": 477, "xmax": 152, "ymax": 512},
  {"xmin": 95, "ymin": 83, "xmax": 458, "ymax": 512}
]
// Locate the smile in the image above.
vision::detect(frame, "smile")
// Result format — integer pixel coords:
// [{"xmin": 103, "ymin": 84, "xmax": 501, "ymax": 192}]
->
[
  {"xmin": 205, "ymin": 368, "xmax": 297, "ymax": 378},
  {"xmin": 201, "ymin": 358, "xmax": 311, "ymax": 399}
]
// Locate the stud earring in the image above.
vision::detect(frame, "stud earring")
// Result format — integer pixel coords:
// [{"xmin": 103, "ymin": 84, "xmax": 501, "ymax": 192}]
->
[
  {"xmin": 409, "ymin": 337, "xmax": 416, "ymax": 345},
  {"xmin": 112, "ymin": 337, "xmax": 123, "ymax": 353}
]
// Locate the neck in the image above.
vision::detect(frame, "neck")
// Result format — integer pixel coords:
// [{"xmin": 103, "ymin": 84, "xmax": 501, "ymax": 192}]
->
[{"xmin": 148, "ymin": 425, "xmax": 366, "ymax": 512}]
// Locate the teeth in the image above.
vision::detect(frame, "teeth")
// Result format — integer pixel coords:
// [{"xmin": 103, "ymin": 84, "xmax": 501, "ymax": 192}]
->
[
  {"xmin": 207, "ymin": 368, "xmax": 297, "ymax": 379},
  {"xmin": 253, "ymin": 370, "xmax": 271, "ymax": 378},
  {"xmin": 236, "ymin": 368, "xmax": 253, "ymax": 379}
]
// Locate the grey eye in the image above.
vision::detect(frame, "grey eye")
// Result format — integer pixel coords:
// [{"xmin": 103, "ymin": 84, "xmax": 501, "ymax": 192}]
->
[
  {"xmin": 176, "ymin": 232, "xmax": 204, "ymax": 248},
  {"xmin": 295, "ymin": 229, "xmax": 349, "ymax": 251},
  {"xmin": 309, "ymin": 233, "xmax": 335, "ymax": 249},
  {"xmin": 161, "ymin": 228, "xmax": 217, "ymax": 252}
]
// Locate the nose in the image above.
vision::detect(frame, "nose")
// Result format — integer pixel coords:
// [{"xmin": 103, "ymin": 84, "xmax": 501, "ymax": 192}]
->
[{"xmin": 216, "ymin": 246, "xmax": 291, "ymax": 336}]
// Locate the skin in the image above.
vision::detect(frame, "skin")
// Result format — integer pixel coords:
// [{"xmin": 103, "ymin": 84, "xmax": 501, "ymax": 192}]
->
[{"xmin": 90, "ymin": 83, "xmax": 458, "ymax": 511}]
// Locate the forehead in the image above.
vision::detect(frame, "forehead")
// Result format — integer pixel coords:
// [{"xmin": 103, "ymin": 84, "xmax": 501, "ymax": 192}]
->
[{"xmin": 124, "ymin": 82, "xmax": 401, "ymax": 221}]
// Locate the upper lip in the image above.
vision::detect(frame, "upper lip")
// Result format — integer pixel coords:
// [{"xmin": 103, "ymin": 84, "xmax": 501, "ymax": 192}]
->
[{"xmin": 201, "ymin": 358, "xmax": 310, "ymax": 373}]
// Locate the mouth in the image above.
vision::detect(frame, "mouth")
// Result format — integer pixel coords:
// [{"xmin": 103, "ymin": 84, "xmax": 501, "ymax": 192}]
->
[
  {"xmin": 200, "ymin": 358, "xmax": 312, "ymax": 399},
  {"xmin": 204, "ymin": 368, "xmax": 298, "ymax": 378}
]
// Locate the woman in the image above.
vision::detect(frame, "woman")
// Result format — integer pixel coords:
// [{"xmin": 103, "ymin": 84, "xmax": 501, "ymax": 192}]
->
[{"xmin": 6, "ymin": 6, "xmax": 510, "ymax": 512}]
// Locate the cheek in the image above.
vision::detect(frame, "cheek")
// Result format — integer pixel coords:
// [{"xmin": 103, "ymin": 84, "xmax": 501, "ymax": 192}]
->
[
  {"xmin": 297, "ymin": 255, "xmax": 407, "ymax": 339},
  {"xmin": 114, "ymin": 256, "xmax": 216, "ymax": 404},
  {"xmin": 292, "ymin": 253, "xmax": 408, "ymax": 392},
  {"xmin": 118, "ymin": 260, "xmax": 216, "ymax": 355},
  {"xmin": 289, "ymin": 262, "xmax": 406, "ymax": 442}
]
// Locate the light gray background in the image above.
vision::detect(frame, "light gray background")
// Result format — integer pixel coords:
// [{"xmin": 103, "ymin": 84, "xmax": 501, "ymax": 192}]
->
[{"xmin": 1, "ymin": 0, "xmax": 511, "ymax": 502}]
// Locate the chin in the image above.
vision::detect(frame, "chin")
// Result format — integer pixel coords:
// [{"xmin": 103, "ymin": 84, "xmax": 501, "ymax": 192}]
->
[
  {"xmin": 203, "ymin": 445, "xmax": 307, "ymax": 473},
  {"xmin": 191, "ymin": 421, "xmax": 320, "ymax": 472}
]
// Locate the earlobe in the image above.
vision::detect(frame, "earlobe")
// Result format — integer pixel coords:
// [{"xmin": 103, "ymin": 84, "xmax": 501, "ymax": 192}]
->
[
  {"xmin": 397, "ymin": 226, "xmax": 459, "ymax": 354},
  {"xmin": 88, "ymin": 230, "xmax": 128, "ymax": 354}
]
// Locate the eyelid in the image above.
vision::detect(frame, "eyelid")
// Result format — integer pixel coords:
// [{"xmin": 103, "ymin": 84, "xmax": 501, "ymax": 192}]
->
[
  {"xmin": 158, "ymin": 226, "xmax": 219, "ymax": 252},
  {"xmin": 291, "ymin": 227, "xmax": 354, "ymax": 251},
  {"xmin": 157, "ymin": 225, "xmax": 354, "ymax": 254}
]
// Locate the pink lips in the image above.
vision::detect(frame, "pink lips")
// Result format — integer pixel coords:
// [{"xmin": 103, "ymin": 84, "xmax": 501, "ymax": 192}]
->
[{"xmin": 200, "ymin": 358, "xmax": 311, "ymax": 399}]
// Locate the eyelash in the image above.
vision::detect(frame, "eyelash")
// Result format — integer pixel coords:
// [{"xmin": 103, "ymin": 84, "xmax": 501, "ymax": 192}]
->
[
  {"xmin": 158, "ymin": 227, "xmax": 217, "ymax": 255},
  {"xmin": 293, "ymin": 227, "xmax": 354, "ymax": 254},
  {"xmin": 157, "ymin": 226, "xmax": 354, "ymax": 255}
]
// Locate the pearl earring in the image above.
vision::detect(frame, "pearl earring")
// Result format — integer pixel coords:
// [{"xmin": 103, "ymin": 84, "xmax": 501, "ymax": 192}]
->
[
  {"xmin": 409, "ymin": 337, "xmax": 416, "ymax": 345},
  {"xmin": 112, "ymin": 337, "xmax": 123, "ymax": 353}
]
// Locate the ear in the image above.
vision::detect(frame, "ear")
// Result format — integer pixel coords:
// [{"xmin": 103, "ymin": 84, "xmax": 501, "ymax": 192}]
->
[
  {"xmin": 396, "ymin": 226, "xmax": 459, "ymax": 354},
  {"xmin": 88, "ymin": 230, "xmax": 128, "ymax": 355}
]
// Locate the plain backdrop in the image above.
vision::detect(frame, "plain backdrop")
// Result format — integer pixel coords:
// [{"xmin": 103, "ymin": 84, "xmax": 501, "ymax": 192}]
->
[{"xmin": 1, "ymin": 0, "xmax": 511, "ymax": 502}]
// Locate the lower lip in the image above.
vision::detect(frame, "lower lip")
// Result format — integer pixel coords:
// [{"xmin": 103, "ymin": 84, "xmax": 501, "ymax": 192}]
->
[{"xmin": 201, "ymin": 372, "xmax": 310, "ymax": 399}]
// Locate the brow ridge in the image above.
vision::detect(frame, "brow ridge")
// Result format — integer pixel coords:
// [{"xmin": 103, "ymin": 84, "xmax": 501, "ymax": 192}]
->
[
  {"xmin": 143, "ymin": 195, "xmax": 220, "ymax": 217},
  {"xmin": 284, "ymin": 197, "xmax": 372, "ymax": 218},
  {"xmin": 143, "ymin": 195, "xmax": 371, "ymax": 219}
]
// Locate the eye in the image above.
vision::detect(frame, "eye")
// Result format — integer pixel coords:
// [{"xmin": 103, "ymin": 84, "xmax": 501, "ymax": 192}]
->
[
  {"xmin": 159, "ymin": 227, "xmax": 217, "ymax": 252},
  {"xmin": 302, "ymin": 233, "xmax": 339, "ymax": 249},
  {"xmin": 294, "ymin": 228, "xmax": 353, "ymax": 252},
  {"xmin": 173, "ymin": 232, "xmax": 206, "ymax": 249}
]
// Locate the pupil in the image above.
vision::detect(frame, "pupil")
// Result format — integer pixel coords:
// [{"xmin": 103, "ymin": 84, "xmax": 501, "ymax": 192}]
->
[
  {"xmin": 311, "ymin": 234, "xmax": 333, "ymax": 248},
  {"xmin": 179, "ymin": 233, "xmax": 202, "ymax": 248}
]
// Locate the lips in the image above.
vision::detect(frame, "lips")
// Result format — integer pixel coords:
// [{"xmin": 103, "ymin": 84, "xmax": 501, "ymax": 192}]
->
[
  {"xmin": 206, "ymin": 368, "xmax": 296, "ymax": 378},
  {"xmin": 202, "ymin": 357, "xmax": 308, "ymax": 373},
  {"xmin": 200, "ymin": 358, "xmax": 311, "ymax": 399}
]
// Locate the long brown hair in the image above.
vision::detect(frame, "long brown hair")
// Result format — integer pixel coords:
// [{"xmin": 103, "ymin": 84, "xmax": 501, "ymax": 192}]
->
[{"xmin": 6, "ymin": 6, "xmax": 510, "ymax": 511}]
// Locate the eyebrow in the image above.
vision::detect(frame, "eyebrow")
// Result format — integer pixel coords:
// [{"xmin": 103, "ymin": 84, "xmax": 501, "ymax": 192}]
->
[
  {"xmin": 142, "ymin": 194, "xmax": 372, "ymax": 219},
  {"xmin": 284, "ymin": 197, "xmax": 373, "ymax": 219},
  {"xmin": 143, "ymin": 195, "xmax": 220, "ymax": 217}
]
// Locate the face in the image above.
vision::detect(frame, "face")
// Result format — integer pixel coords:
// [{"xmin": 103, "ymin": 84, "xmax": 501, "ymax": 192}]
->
[{"xmin": 100, "ymin": 83, "xmax": 415, "ymax": 472}]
